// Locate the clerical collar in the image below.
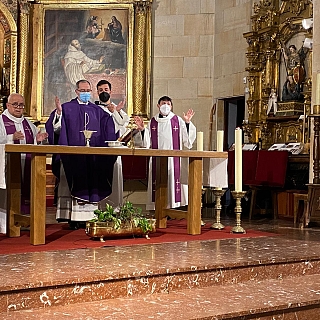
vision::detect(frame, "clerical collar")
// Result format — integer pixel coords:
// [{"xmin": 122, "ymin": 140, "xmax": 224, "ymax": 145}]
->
[
  {"xmin": 95, "ymin": 100, "xmax": 112, "ymax": 107},
  {"xmin": 159, "ymin": 114, "xmax": 167, "ymax": 118},
  {"xmin": 77, "ymin": 98, "xmax": 89, "ymax": 105}
]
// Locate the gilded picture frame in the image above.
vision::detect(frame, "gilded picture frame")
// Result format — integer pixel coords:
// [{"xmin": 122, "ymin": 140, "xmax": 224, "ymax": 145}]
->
[
  {"xmin": 30, "ymin": 0, "xmax": 135, "ymax": 120},
  {"xmin": 0, "ymin": 1, "xmax": 17, "ymax": 101}
]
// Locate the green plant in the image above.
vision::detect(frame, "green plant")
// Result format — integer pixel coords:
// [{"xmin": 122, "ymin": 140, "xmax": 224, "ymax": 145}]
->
[{"xmin": 90, "ymin": 201, "xmax": 153, "ymax": 233}]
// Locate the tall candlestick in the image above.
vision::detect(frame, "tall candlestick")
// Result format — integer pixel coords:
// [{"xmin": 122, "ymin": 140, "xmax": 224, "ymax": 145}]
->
[
  {"xmin": 235, "ymin": 128, "xmax": 242, "ymax": 192},
  {"xmin": 316, "ymin": 73, "xmax": 320, "ymax": 105},
  {"xmin": 197, "ymin": 131, "xmax": 203, "ymax": 151},
  {"xmin": 217, "ymin": 130, "xmax": 224, "ymax": 152}
]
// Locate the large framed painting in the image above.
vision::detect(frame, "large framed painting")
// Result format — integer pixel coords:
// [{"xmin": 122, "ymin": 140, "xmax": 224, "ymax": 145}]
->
[{"xmin": 31, "ymin": 1, "xmax": 136, "ymax": 119}]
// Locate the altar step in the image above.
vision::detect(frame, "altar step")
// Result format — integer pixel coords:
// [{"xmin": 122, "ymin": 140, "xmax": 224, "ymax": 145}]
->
[
  {"xmin": 1, "ymin": 237, "xmax": 320, "ymax": 319},
  {"xmin": 2, "ymin": 273, "xmax": 320, "ymax": 319}
]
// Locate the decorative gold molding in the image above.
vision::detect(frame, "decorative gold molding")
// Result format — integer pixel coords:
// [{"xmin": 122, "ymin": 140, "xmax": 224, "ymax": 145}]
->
[
  {"xmin": 28, "ymin": 0, "xmax": 151, "ymax": 121},
  {"xmin": 17, "ymin": 0, "xmax": 31, "ymax": 101},
  {"xmin": 0, "ymin": 1, "xmax": 18, "ymax": 97},
  {"xmin": 132, "ymin": 0, "xmax": 152, "ymax": 117}
]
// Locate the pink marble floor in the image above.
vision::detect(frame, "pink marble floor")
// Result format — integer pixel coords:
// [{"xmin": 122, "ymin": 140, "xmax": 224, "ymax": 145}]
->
[{"xmin": 1, "ymin": 214, "xmax": 320, "ymax": 319}]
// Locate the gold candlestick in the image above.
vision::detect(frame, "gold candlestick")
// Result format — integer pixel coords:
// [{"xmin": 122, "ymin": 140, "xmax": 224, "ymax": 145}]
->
[
  {"xmin": 231, "ymin": 190, "xmax": 246, "ymax": 234},
  {"xmin": 211, "ymin": 188, "xmax": 226, "ymax": 230}
]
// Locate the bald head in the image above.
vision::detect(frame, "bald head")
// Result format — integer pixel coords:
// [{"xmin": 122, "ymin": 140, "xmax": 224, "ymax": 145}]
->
[{"xmin": 8, "ymin": 93, "xmax": 24, "ymax": 103}]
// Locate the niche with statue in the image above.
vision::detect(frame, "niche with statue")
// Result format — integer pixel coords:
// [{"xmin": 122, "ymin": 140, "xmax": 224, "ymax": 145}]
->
[{"xmin": 242, "ymin": 0, "xmax": 312, "ymax": 149}]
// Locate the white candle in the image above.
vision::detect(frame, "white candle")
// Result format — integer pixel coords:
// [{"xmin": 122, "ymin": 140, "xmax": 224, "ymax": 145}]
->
[
  {"xmin": 235, "ymin": 128, "xmax": 242, "ymax": 191},
  {"xmin": 197, "ymin": 131, "xmax": 203, "ymax": 151},
  {"xmin": 316, "ymin": 73, "xmax": 320, "ymax": 105},
  {"xmin": 215, "ymin": 130, "xmax": 224, "ymax": 190},
  {"xmin": 217, "ymin": 130, "xmax": 224, "ymax": 152}
]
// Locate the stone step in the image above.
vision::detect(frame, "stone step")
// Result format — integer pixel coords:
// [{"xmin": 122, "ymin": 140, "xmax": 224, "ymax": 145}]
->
[
  {"xmin": 1, "ymin": 253, "xmax": 320, "ymax": 313},
  {"xmin": 2, "ymin": 237, "xmax": 320, "ymax": 313},
  {"xmin": 1, "ymin": 273, "xmax": 320, "ymax": 319}
]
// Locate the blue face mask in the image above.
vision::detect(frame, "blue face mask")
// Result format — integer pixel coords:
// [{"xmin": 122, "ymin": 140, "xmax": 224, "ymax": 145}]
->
[{"xmin": 79, "ymin": 92, "xmax": 91, "ymax": 103}]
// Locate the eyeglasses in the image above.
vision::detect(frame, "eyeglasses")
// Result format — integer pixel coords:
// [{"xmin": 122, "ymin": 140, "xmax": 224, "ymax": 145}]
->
[
  {"xmin": 76, "ymin": 89, "xmax": 92, "ymax": 93},
  {"xmin": 8, "ymin": 102, "xmax": 25, "ymax": 109}
]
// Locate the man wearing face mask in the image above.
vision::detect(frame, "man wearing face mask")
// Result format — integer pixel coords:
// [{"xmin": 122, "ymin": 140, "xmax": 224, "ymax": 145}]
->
[
  {"xmin": 95, "ymin": 79, "xmax": 130, "ymax": 208},
  {"xmin": 45, "ymin": 79, "xmax": 117, "ymax": 228},
  {"xmin": 134, "ymin": 96, "xmax": 196, "ymax": 211},
  {"xmin": 95, "ymin": 80, "xmax": 129, "ymax": 137}
]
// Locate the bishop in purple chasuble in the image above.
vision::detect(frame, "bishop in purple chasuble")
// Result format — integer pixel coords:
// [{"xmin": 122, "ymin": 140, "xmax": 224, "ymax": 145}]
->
[{"xmin": 46, "ymin": 99, "xmax": 117, "ymax": 203}]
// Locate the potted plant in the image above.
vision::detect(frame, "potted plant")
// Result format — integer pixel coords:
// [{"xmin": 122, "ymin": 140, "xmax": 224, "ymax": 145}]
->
[{"xmin": 85, "ymin": 201, "xmax": 156, "ymax": 241}]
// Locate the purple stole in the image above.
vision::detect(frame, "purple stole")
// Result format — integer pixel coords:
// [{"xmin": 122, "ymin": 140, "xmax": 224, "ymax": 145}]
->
[
  {"xmin": 2, "ymin": 115, "xmax": 34, "ymax": 144},
  {"xmin": 2, "ymin": 115, "xmax": 34, "ymax": 214},
  {"xmin": 150, "ymin": 115, "xmax": 181, "ymax": 203}
]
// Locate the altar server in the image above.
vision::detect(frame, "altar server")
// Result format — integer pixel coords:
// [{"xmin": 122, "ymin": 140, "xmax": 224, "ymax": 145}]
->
[
  {"xmin": 95, "ymin": 79, "xmax": 130, "ymax": 208},
  {"xmin": 134, "ymin": 96, "xmax": 196, "ymax": 210},
  {"xmin": 45, "ymin": 80, "xmax": 117, "ymax": 228},
  {"xmin": 0, "ymin": 93, "xmax": 48, "ymax": 234}
]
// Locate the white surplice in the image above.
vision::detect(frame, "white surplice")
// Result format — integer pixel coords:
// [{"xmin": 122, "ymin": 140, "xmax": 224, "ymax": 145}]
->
[
  {"xmin": 138, "ymin": 112, "xmax": 196, "ymax": 210},
  {"xmin": 99, "ymin": 105, "xmax": 130, "ymax": 208}
]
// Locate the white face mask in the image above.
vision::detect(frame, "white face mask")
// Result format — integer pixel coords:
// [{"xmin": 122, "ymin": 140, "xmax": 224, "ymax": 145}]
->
[{"xmin": 159, "ymin": 104, "xmax": 171, "ymax": 116}]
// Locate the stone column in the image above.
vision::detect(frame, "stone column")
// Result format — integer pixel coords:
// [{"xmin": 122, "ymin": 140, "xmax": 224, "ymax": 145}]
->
[
  {"xmin": 132, "ymin": 0, "xmax": 152, "ymax": 118},
  {"xmin": 17, "ymin": 0, "xmax": 30, "ymax": 99}
]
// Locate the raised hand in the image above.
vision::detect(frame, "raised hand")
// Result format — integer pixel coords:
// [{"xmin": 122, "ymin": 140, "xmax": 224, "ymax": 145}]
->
[
  {"xmin": 55, "ymin": 96, "xmax": 62, "ymax": 115},
  {"xmin": 134, "ymin": 116, "xmax": 145, "ymax": 131},
  {"xmin": 182, "ymin": 109, "xmax": 195, "ymax": 123}
]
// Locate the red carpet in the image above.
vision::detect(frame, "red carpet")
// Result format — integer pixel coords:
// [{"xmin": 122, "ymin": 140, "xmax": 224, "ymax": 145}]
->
[{"xmin": 0, "ymin": 220, "xmax": 277, "ymax": 254}]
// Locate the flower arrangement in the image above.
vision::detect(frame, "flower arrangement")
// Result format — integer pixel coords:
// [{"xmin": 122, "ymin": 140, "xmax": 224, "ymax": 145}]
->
[{"xmin": 87, "ymin": 201, "xmax": 155, "ymax": 237}]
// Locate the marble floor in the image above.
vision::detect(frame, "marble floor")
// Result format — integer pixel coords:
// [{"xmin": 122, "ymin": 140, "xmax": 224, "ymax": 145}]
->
[{"xmin": 1, "ymin": 208, "xmax": 320, "ymax": 319}]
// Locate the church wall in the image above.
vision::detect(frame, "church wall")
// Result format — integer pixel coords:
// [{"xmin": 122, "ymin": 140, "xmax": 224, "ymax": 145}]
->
[
  {"xmin": 213, "ymin": 0, "xmax": 252, "ymax": 99},
  {"xmin": 152, "ymin": 0, "xmax": 253, "ymax": 150},
  {"xmin": 152, "ymin": 0, "xmax": 214, "ymax": 150}
]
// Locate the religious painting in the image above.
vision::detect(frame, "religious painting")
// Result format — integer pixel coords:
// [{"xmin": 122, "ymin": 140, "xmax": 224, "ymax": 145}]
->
[{"xmin": 42, "ymin": 4, "xmax": 133, "ymax": 117}]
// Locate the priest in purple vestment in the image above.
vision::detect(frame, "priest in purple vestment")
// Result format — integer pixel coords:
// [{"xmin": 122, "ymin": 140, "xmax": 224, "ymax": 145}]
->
[
  {"xmin": 0, "ymin": 93, "xmax": 48, "ymax": 234},
  {"xmin": 45, "ymin": 80, "xmax": 117, "ymax": 227},
  {"xmin": 134, "ymin": 96, "xmax": 196, "ymax": 211}
]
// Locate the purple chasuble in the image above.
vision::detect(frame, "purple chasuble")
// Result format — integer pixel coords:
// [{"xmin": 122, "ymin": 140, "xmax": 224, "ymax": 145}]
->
[
  {"xmin": 45, "ymin": 99, "xmax": 117, "ymax": 203},
  {"xmin": 2, "ymin": 115, "xmax": 34, "ymax": 214},
  {"xmin": 150, "ymin": 115, "xmax": 181, "ymax": 203}
]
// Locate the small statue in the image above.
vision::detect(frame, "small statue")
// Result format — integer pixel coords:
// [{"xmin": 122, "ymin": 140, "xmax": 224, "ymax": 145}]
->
[{"xmin": 267, "ymin": 88, "xmax": 278, "ymax": 116}]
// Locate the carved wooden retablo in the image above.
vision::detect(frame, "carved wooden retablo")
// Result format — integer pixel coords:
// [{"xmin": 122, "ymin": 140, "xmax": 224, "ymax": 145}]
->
[{"xmin": 277, "ymin": 101, "xmax": 304, "ymax": 117}]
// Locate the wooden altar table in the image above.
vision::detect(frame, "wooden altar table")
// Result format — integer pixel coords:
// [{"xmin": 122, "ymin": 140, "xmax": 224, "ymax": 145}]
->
[{"xmin": 4, "ymin": 145, "xmax": 227, "ymax": 245}]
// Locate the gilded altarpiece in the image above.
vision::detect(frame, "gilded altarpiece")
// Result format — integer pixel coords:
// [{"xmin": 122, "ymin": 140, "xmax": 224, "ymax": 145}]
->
[{"xmin": 243, "ymin": 0, "xmax": 313, "ymax": 149}]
